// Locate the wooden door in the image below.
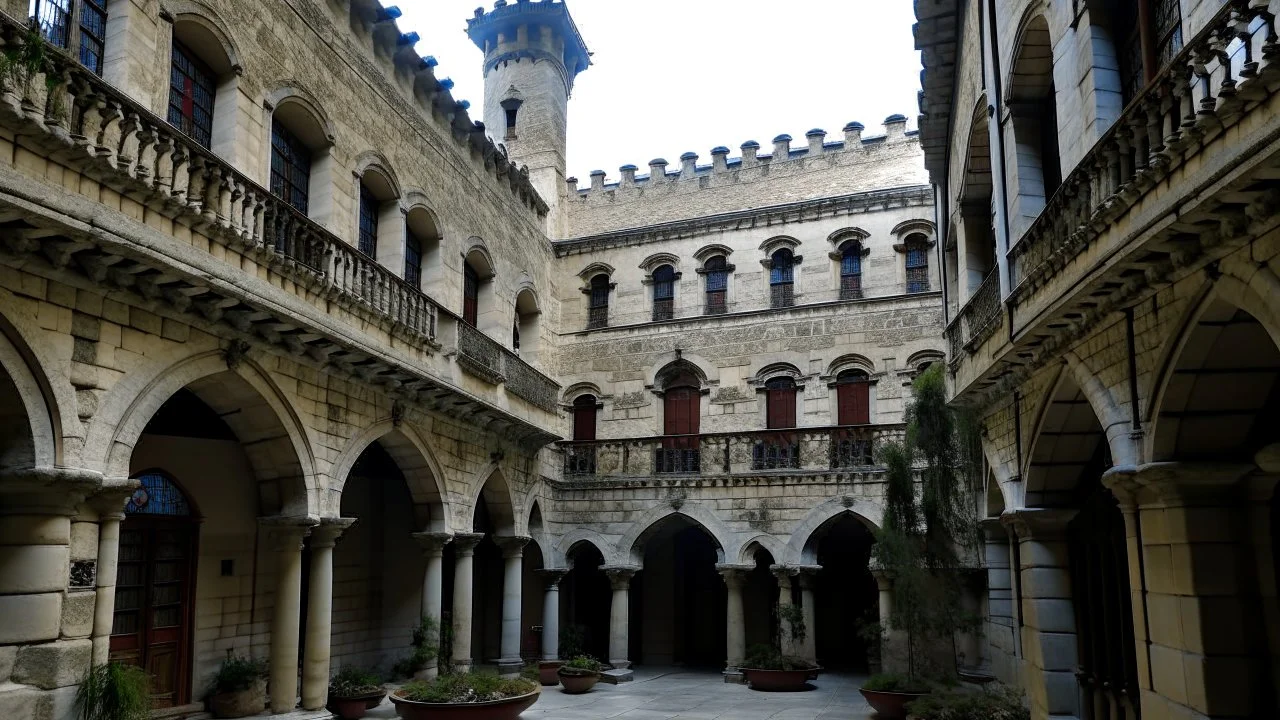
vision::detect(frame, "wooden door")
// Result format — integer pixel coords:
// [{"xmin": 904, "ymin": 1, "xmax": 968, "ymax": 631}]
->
[
  {"xmin": 572, "ymin": 396, "xmax": 597, "ymax": 441},
  {"xmin": 837, "ymin": 379, "xmax": 870, "ymax": 425},
  {"xmin": 110, "ymin": 474, "xmax": 197, "ymax": 708},
  {"xmin": 664, "ymin": 387, "xmax": 700, "ymax": 445},
  {"xmin": 765, "ymin": 380, "xmax": 797, "ymax": 429}
]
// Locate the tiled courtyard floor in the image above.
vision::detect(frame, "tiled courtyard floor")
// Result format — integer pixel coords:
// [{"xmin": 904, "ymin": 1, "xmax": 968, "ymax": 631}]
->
[{"xmin": 366, "ymin": 668, "xmax": 877, "ymax": 719}]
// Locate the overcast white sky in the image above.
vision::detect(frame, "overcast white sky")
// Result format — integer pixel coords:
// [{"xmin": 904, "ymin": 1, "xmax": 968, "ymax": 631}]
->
[{"xmin": 395, "ymin": 1, "xmax": 922, "ymax": 182}]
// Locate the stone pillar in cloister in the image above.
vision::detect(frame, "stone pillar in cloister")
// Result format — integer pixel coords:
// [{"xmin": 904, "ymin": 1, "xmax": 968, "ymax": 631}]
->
[
  {"xmin": 603, "ymin": 566, "xmax": 638, "ymax": 682},
  {"xmin": 716, "ymin": 563, "xmax": 750, "ymax": 682},
  {"xmin": 495, "ymin": 535, "xmax": 531, "ymax": 678},
  {"xmin": 89, "ymin": 480, "xmax": 135, "ymax": 666},
  {"xmin": 301, "ymin": 518, "xmax": 355, "ymax": 711},
  {"xmin": 1104, "ymin": 461, "xmax": 1276, "ymax": 719},
  {"xmin": 796, "ymin": 566, "xmax": 820, "ymax": 666},
  {"xmin": 0, "ymin": 468, "xmax": 101, "ymax": 699},
  {"xmin": 259, "ymin": 516, "xmax": 318, "ymax": 715},
  {"xmin": 449, "ymin": 533, "xmax": 485, "ymax": 674},
  {"xmin": 1001, "ymin": 508, "xmax": 1079, "ymax": 720},
  {"xmin": 536, "ymin": 568, "xmax": 568, "ymax": 662},
  {"xmin": 869, "ymin": 563, "xmax": 899, "ymax": 674},
  {"xmin": 771, "ymin": 565, "xmax": 799, "ymax": 658},
  {"xmin": 411, "ymin": 531, "xmax": 452, "ymax": 679},
  {"xmin": 980, "ymin": 518, "xmax": 1018, "ymax": 684}
]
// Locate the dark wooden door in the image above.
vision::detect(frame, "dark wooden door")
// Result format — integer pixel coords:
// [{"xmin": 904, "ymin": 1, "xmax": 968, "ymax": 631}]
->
[
  {"xmin": 766, "ymin": 380, "xmax": 797, "ymax": 429},
  {"xmin": 573, "ymin": 396, "xmax": 597, "ymax": 441},
  {"xmin": 664, "ymin": 387, "xmax": 700, "ymax": 444},
  {"xmin": 837, "ymin": 380, "xmax": 870, "ymax": 425}
]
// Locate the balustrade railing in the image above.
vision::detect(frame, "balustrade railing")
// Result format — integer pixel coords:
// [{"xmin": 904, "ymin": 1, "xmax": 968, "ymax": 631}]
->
[
  {"xmin": 945, "ymin": 268, "xmax": 1002, "ymax": 359},
  {"xmin": 556, "ymin": 424, "xmax": 903, "ymax": 479},
  {"xmin": 1007, "ymin": 1, "xmax": 1276, "ymax": 300},
  {"xmin": 453, "ymin": 321, "xmax": 559, "ymax": 411},
  {"xmin": 0, "ymin": 17, "xmax": 438, "ymax": 341}
]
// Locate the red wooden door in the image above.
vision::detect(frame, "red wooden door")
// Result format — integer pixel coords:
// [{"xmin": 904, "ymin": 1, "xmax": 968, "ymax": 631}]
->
[
  {"xmin": 573, "ymin": 396, "xmax": 597, "ymax": 441},
  {"xmin": 664, "ymin": 387, "xmax": 700, "ymax": 448},
  {"xmin": 837, "ymin": 377, "xmax": 870, "ymax": 425},
  {"xmin": 766, "ymin": 380, "xmax": 797, "ymax": 429}
]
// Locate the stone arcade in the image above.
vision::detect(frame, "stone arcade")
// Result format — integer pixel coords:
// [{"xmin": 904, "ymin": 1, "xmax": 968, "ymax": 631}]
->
[{"xmin": 0, "ymin": 0, "xmax": 946, "ymax": 717}]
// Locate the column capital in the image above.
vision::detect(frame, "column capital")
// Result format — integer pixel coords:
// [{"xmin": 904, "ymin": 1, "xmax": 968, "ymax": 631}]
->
[
  {"xmin": 715, "ymin": 563, "xmax": 751, "ymax": 587},
  {"xmin": 451, "ymin": 532, "xmax": 485, "ymax": 556},
  {"xmin": 259, "ymin": 515, "xmax": 319, "ymax": 552},
  {"xmin": 411, "ymin": 531, "xmax": 453, "ymax": 556},
  {"xmin": 88, "ymin": 477, "xmax": 137, "ymax": 520},
  {"xmin": 979, "ymin": 517, "xmax": 1008, "ymax": 541},
  {"xmin": 603, "ymin": 565, "xmax": 639, "ymax": 589},
  {"xmin": 795, "ymin": 565, "xmax": 822, "ymax": 589},
  {"xmin": 1103, "ymin": 461, "xmax": 1256, "ymax": 507},
  {"xmin": 0, "ymin": 466, "xmax": 105, "ymax": 514},
  {"xmin": 769, "ymin": 564, "xmax": 798, "ymax": 581},
  {"xmin": 311, "ymin": 518, "xmax": 356, "ymax": 549},
  {"xmin": 493, "ymin": 535, "xmax": 532, "ymax": 558},
  {"xmin": 868, "ymin": 561, "xmax": 895, "ymax": 589},
  {"xmin": 536, "ymin": 568, "xmax": 569, "ymax": 587},
  {"xmin": 1000, "ymin": 508, "xmax": 1076, "ymax": 540}
]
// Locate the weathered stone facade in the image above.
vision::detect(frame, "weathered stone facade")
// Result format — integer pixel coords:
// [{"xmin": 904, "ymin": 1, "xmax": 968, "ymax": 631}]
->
[
  {"xmin": 919, "ymin": 0, "xmax": 1280, "ymax": 718},
  {"xmin": 0, "ymin": 0, "xmax": 942, "ymax": 716}
]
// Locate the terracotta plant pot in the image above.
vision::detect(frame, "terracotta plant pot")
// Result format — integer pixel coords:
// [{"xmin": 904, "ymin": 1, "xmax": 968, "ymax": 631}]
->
[
  {"xmin": 742, "ymin": 668, "xmax": 813, "ymax": 691},
  {"xmin": 363, "ymin": 689, "xmax": 387, "ymax": 709},
  {"xmin": 538, "ymin": 660, "xmax": 564, "ymax": 686},
  {"xmin": 859, "ymin": 688, "xmax": 929, "ymax": 718},
  {"xmin": 207, "ymin": 680, "xmax": 267, "ymax": 718},
  {"xmin": 327, "ymin": 689, "xmax": 386, "ymax": 716},
  {"xmin": 329, "ymin": 695, "xmax": 370, "ymax": 720},
  {"xmin": 556, "ymin": 669, "xmax": 599, "ymax": 694},
  {"xmin": 389, "ymin": 685, "xmax": 540, "ymax": 720}
]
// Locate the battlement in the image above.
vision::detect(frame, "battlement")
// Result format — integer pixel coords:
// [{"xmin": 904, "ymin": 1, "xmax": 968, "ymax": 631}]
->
[{"xmin": 568, "ymin": 115, "xmax": 914, "ymax": 195}]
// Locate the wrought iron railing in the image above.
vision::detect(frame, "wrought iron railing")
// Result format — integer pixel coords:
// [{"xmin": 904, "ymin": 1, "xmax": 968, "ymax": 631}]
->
[
  {"xmin": 586, "ymin": 306, "xmax": 608, "ymax": 329},
  {"xmin": 770, "ymin": 284, "xmax": 794, "ymax": 308},
  {"xmin": 0, "ymin": 16, "xmax": 440, "ymax": 343},
  {"xmin": 829, "ymin": 428, "xmax": 876, "ymax": 468},
  {"xmin": 655, "ymin": 447, "xmax": 701, "ymax": 474},
  {"xmin": 652, "ymin": 297, "xmax": 673, "ymax": 321},
  {"xmin": 752, "ymin": 432, "xmax": 800, "ymax": 470},
  {"xmin": 563, "ymin": 444, "xmax": 596, "ymax": 476}
]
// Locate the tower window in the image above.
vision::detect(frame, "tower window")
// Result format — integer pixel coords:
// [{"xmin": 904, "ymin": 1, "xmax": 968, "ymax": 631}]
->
[
  {"xmin": 840, "ymin": 241, "xmax": 863, "ymax": 300},
  {"xmin": 463, "ymin": 262, "xmax": 479, "ymax": 327},
  {"xmin": 505, "ymin": 107, "xmax": 518, "ymax": 131},
  {"xmin": 704, "ymin": 256, "xmax": 728, "ymax": 315},
  {"xmin": 168, "ymin": 41, "xmax": 216, "ymax": 149},
  {"xmin": 499, "ymin": 97, "xmax": 523, "ymax": 139}
]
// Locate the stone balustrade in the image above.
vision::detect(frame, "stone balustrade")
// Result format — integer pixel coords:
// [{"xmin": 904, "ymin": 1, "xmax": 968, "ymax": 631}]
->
[
  {"xmin": 946, "ymin": 267, "xmax": 1001, "ymax": 365},
  {"xmin": 453, "ymin": 320, "xmax": 559, "ymax": 412},
  {"xmin": 558, "ymin": 424, "xmax": 905, "ymax": 480}
]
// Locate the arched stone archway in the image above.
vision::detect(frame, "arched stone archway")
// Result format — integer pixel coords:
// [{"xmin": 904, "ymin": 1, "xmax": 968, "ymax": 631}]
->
[{"xmin": 629, "ymin": 513, "xmax": 726, "ymax": 668}]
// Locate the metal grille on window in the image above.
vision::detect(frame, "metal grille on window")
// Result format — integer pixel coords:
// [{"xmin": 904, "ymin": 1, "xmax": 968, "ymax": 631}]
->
[
  {"xmin": 270, "ymin": 120, "xmax": 311, "ymax": 214},
  {"xmin": 124, "ymin": 473, "xmax": 192, "ymax": 516},
  {"xmin": 404, "ymin": 232, "xmax": 422, "ymax": 289},
  {"xmin": 587, "ymin": 275, "xmax": 609, "ymax": 329},
  {"xmin": 79, "ymin": 0, "xmax": 107, "ymax": 75},
  {"xmin": 652, "ymin": 265, "xmax": 675, "ymax": 321},
  {"xmin": 705, "ymin": 256, "xmax": 727, "ymax": 315},
  {"xmin": 770, "ymin": 249, "xmax": 794, "ymax": 308},
  {"xmin": 32, "ymin": 0, "xmax": 72, "ymax": 48},
  {"xmin": 840, "ymin": 242, "xmax": 863, "ymax": 300},
  {"xmin": 463, "ymin": 263, "xmax": 478, "ymax": 326},
  {"xmin": 1117, "ymin": 0, "xmax": 1182, "ymax": 103},
  {"xmin": 905, "ymin": 240, "xmax": 930, "ymax": 293},
  {"xmin": 167, "ymin": 41, "xmax": 216, "ymax": 149},
  {"xmin": 358, "ymin": 185, "xmax": 379, "ymax": 257}
]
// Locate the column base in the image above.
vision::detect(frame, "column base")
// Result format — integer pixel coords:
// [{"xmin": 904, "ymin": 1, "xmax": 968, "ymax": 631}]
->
[
  {"xmin": 601, "ymin": 668, "xmax": 634, "ymax": 684},
  {"xmin": 722, "ymin": 668, "xmax": 745, "ymax": 684},
  {"xmin": 496, "ymin": 659, "xmax": 524, "ymax": 678}
]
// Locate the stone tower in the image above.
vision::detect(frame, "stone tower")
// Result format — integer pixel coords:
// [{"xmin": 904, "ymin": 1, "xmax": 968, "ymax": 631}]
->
[{"xmin": 467, "ymin": 0, "xmax": 591, "ymax": 238}]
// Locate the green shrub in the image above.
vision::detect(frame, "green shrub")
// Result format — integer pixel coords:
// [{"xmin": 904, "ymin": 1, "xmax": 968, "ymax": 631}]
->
[
  {"xmin": 209, "ymin": 655, "xmax": 267, "ymax": 695},
  {"xmin": 391, "ymin": 615, "xmax": 440, "ymax": 679},
  {"xmin": 74, "ymin": 663, "xmax": 150, "ymax": 720},
  {"xmin": 906, "ymin": 687, "xmax": 1029, "ymax": 720},
  {"xmin": 861, "ymin": 672, "xmax": 929, "ymax": 694},
  {"xmin": 559, "ymin": 655, "xmax": 601, "ymax": 673},
  {"xmin": 742, "ymin": 644, "xmax": 813, "ymax": 671},
  {"xmin": 397, "ymin": 673, "xmax": 536, "ymax": 703},
  {"xmin": 328, "ymin": 667, "xmax": 383, "ymax": 698}
]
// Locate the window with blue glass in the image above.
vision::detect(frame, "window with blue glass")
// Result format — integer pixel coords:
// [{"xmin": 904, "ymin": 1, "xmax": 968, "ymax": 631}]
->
[
  {"xmin": 770, "ymin": 249, "xmax": 794, "ymax": 308},
  {"xmin": 704, "ymin": 256, "xmax": 728, "ymax": 315},
  {"xmin": 167, "ymin": 41, "xmax": 216, "ymax": 149},
  {"xmin": 652, "ymin": 264, "xmax": 675, "ymax": 321},
  {"xmin": 905, "ymin": 235, "xmax": 930, "ymax": 293},
  {"xmin": 125, "ymin": 472, "xmax": 192, "ymax": 516},
  {"xmin": 78, "ymin": 0, "xmax": 107, "ymax": 75},
  {"xmin": 587, "ymin": 274, "xmax": 610, "ymax": 329},
  {"xmin": 31, "ymin": 0, "xmax": 72, "ymax": 48},
  {"xmin": 358, "ymin": 184, "xmax": 379, "ymax": 257},
  {"xmin": 270, "ymin": 119, "xmax": 311, "ymax": 214},
  {"xmin": 840, "ymin": 241, "xmax": 863, "ymax": 300}
]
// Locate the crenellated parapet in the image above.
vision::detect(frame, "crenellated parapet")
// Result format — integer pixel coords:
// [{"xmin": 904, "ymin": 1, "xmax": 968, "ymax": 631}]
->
[
  {"xmin": 565, "ymin": 116, "xmax": 924, "ymax": 237},
  {"xmin": 467, "ymin": 0, "xmax": 592, "ymax": 95}
]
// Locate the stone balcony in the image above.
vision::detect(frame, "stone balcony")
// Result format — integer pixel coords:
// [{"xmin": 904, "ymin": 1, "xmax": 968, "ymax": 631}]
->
[
  {"xmin": 556, "ymin": 424, "xmax": 905, "ymax": 485},
  {"xmin": 946, "ymin": 1, "xmax": 1280, "ymax": 402},
  {"xmin": 0, "ymin": 16, "xmax": 560, "ymax": 443}
]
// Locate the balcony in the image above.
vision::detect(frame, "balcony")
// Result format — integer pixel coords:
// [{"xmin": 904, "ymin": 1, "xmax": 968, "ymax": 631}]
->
[
  {"xmin": 558, "ymin": 424, "xmax": 904, "ymax": 480},
  {"xmin": 452, "ymin": 321, "xmax": 560, "ymax": 412}
]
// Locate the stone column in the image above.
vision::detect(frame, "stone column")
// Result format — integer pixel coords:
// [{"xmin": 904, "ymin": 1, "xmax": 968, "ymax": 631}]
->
[
  {"xmin": 716, "ymin": 564, "xmax": 749, "ymax": 682},
  {"xmin": 1001, "ymin": 508, "xmax": 1078, "ymax": 720},
  {"xmin": 88, "ymin": 481, "xmax": 134, "ymax": 666},
  {"xmin": 796, "ymin": 566, "xmax": 820, "ymax": 666},
  {"xmin": 260, "ymin": 516, "xmax": 317, "ymax": 714},
  {"xmin": 980, "ymin": 518, "xmax": 1017, "ymax": 683},
  {"xmin": 771, "ymin": 565, "xmax": 798, "ymax": 657},
  {"xmin": 604, "ymin": 566, "xmax": 638, "ymax": 680},
  {"xmin": 1105, "ymin": 461, "xmax": 1268, "ymax": 719},
  {"xmin": 301, "ymin": 518, "xmax": 355, "ymax": 710},
  {"xmin": 411, "ymin": 531, "xmax": 452, "ymax": 679},
  {"xmin": 450, "ymin": 532, "xmax": 485, "ymax": 674},
  {"xmin": 495, "ymin": 535, "xmax": 531, "ymax": 677},
  {"xmin": 870, "ymin": 564, "xmax": 897, "ymax": 673},
  {"xmin": 536, "ymin": 569, "xmax": 568, "ymax": 661}
]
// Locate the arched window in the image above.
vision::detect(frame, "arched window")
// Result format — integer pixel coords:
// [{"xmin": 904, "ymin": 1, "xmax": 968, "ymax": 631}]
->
[
  {"xmin": 404, "ymin": 232, "xmax": 422, "ymax": 288},
  {"xmin": 905, "ymin": 235, "xmax": 930, "ymax": 293},
  {"xmin": 705, "ymin": 256, "xmax": 728, "ymax": 315},
  {"xmin": 270, "ymin": 119, "xmax": 312, "ymax": 213},
  {"xmin": 124, "ymin": 471, "xmax": 193, "ymax": 516},
  {"xmin": 168, "ymin": 41, "xmax": 216, "ymax": 149},
  {"xmin": 840, "ymin": 241, "xmax": 863, "ymax": 300},
  {"xmin": 463, "ymin": 262, "xmax": 479, "ymax": 326},
  {"xmin": 514, "ymin": 288, "xmax": 540, "ymax": 363},
  {"xmin": 835, "ymin": 370, "xmax": 870, "ymax": 425},
  {"xmin": 572, "ymin": 394, "xmax": 598, "ymax": 441},
  {"xmin": 770, "ymin": 249, "xmax": 795, "ymax": 308},
  {"xmin": 357, "ymin": 183, "xmax": 379, "ymax": 257},
  {"xmin": 587, "ymin": 274, "xmax": 610, "ymax": 329},
  {"xmin": 1007, "ymin": 14, "xmax": 1061, "ymax": 231},
  {"xmin": 405, "ymin": 206, "xmax": 441, "ymax": 290},
  {"xmin": 652, "ymin": 264, "xmax": 675, "ymax": 321},
  {"xmin": 765, "ymin": 377, "xmax": 798, "ymax": 429}
]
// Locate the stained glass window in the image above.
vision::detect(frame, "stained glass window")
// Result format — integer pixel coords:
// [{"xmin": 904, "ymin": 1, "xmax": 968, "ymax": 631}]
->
[{"xmin": 125, "ymin": 472, "xmax": 192, "ymax": 516}]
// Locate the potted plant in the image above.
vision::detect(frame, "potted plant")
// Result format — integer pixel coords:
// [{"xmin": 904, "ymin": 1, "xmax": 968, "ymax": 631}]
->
[
  {"xmin": 539, "ymin": 625, "xmax": 585, "ymax": 685},
  {"xmin": 555, "ymin": 655, "xmax": 602, "ymax": 694},
  {"xmin": 326, "ymin": 667, "xmax": 385, "ymax": 719},
  {"xmin": 389, "ymin": 672, "xmax": 540, "ymax": 720},
  {"xmin": 74, "ymin": 662, "xmax": 150, "ymax": 720},
  {"xmin": 205, "ymin": 655, "xmax": 268, "ymax": 719},
  {"xmin": 740, "ymin": 598, "xmax": 818, "ymax": 691},
  {"xmin": 858, "ymin": 365, "xmax": 983, "ymax": 718},
  {"xmin": 392, "ymin": 615, "xmax": 441, "ymax": 680}
]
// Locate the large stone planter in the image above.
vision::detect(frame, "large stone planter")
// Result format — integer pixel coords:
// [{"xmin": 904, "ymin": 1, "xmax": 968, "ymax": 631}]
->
[
  {"xmin": 537, "ymin": 660, "xmax": 564, "ymax": 686},
  {"xmin": 207, "ymin": 680, "xmax": 267, "ymax": 718},
  {"xmin": 859, "ymin": 688, "xmax": 928, "ymax": 718},
  {"xmin": 556, "ymin": 668, "xmax": 599, "ymax": 694},
  {"xmin": 326, "ymin": 689, "xmax": 386, "ymax": 719},
  {"xmin": 389, "ymin": 685, "xmax": 540, "ymax": 720},
  {"xmin": 742, "ymin": 668, "xmax": 812, "ymax": 691}
]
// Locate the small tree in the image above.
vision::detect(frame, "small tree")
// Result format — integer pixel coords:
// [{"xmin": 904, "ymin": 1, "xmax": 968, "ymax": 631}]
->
[{"xmin": 872, "ymin": 364, "xmax": 979, "ymax": 685}]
